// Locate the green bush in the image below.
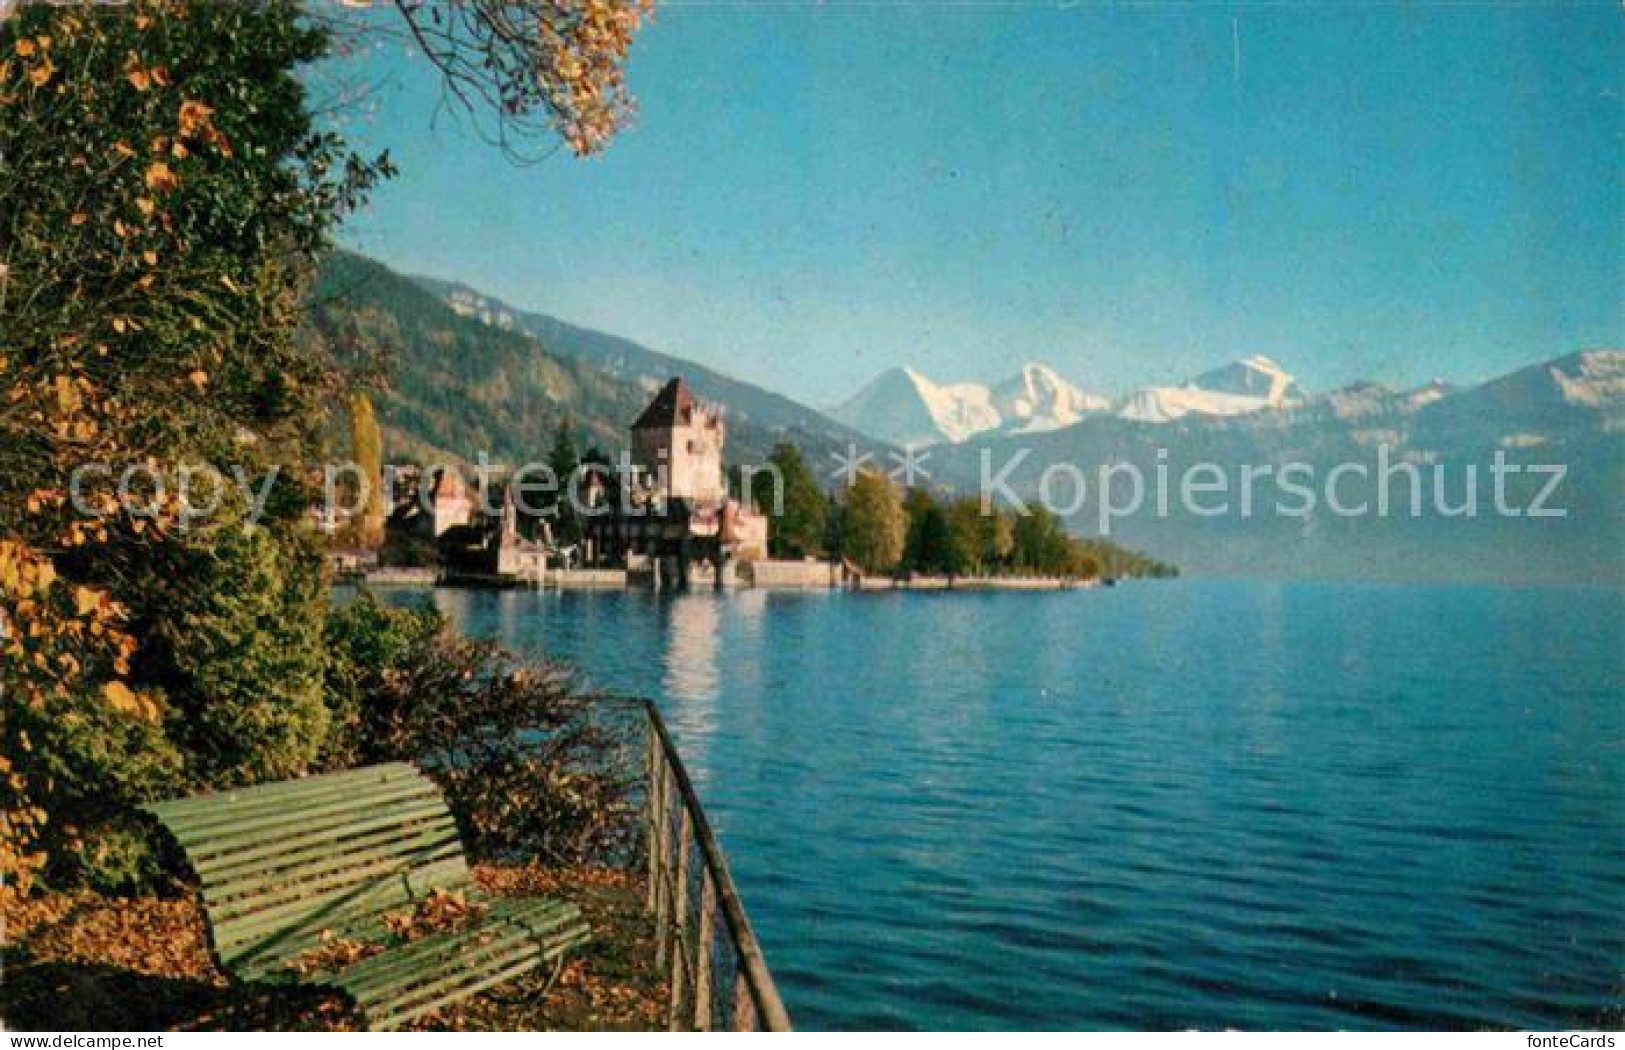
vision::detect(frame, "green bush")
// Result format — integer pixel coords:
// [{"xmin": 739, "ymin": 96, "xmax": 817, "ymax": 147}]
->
[
  {"xmin": 321, "ymin": 591, "xmax": 445, "ymax": 768},
  {"xmin": 147, "ymin": 527, "xmax": 333, "ymax": 787},
  {"xmin": 321, "ymin": 593, "xmax": 636, "ymax": 866}
]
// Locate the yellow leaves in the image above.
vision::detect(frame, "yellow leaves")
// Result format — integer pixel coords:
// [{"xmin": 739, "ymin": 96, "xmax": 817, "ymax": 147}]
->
[
  {"xmin": 112, "ymin": 316, "xmax": 128, "ymax": 334},
  {"xmin": 142, "ymin": 250, "xmax": 158, "ymax": 267},
  {"xmin": 135, "ymin": 14, "xmax": 153, "ymax": 31},
  {"xmin": 122, "ymin": 51, "xmax": 167, "ymax": 93},
  {"xmin": 52, "ymin": 373, "xmax": 79, "ymax": 415},
  {"xmin": 102, "ymin": 680, "xmax": 136, "ymax": 709},
  {"xmin": 101, "ymin": 680, "xmax": 157, "ymax": 720},
  {"xmin": 178, "ymin": 100, "xmax": 214, "ymax": 136},
  {"xmin": 24, "ymin": 489, "xmax": 65, "ymax": 515},
  {"xmin": 113, "ymin": 219, "xmax": 130, "ymax": 238},
  {"xmin": 16, "ymin": 35, "xmax": 55, "ymax": 87},
  {"xmin": 187, "ymin": 370, "xmax": 209, "ymax": 392},
  {"xmin": 0, "ymin": 541, "xmax": 55, "ymax": 600},
  {"xmin": 220, "ymin": 274, "xmax": 242, "ymax": 294},
  {"xmin": 74, "ymin": 586, "xmax": 101, "ymax": 617},
  {"xmin": 136, "ymin": 197, "xmax": 155, "ymax": 217},
  {"xmin": 113, "ymin": 141, "xmax": 136, "ymax": 159},
  {"xmin": 70, "ymin": 211, "xmax": 87, "ymax": 226},
  {"xmin": 145, "ymin": 160, "xmax": 178, "ymax": 193}
]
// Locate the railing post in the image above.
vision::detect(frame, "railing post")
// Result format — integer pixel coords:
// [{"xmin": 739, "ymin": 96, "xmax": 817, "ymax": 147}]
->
[
  {"xmin": 693, "ymin": 870, "xmax": 716, "ymax": 1031},
  {"xmin": 645, "ymin": 714, "xmax": 661, "ymax": 915},
  {"xmin": 667, "ymin": 804, "xmax": 693, "ymax": 1031},
  {"xmin": 653, "ymin": 780, "xmax": 671, "ymax": 969},
  {"xmin": 731, "ymin": 971, "xmax": 756, "ymax": 1032},
  {"xmin": 644, "ymin": 700, "xmax": 791, "ymax": 1031}
]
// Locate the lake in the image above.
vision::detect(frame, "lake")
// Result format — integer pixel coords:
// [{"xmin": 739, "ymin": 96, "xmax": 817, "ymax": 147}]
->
[{"xmin": 371, "ymin": 580, "xmax": 1623, "ymax": 1030}]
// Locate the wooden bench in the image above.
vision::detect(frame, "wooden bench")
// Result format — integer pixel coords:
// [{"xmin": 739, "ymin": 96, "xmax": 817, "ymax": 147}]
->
[{"xmin": 144, "ymin": 762, "xmax": 590, "ymax": 1030}]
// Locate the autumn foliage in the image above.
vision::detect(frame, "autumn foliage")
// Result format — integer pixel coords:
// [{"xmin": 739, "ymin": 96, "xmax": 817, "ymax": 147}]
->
[
  {"xmin": 0, "ymin": 1, "xmax": 387, "ymax": 892},
  {"xmin": 378, "ymin": 0, "xmax": 655, "ymax": 159},
  {"xmin": 1, "ymin": 0, "xmax": 652, "ymax": 898}
]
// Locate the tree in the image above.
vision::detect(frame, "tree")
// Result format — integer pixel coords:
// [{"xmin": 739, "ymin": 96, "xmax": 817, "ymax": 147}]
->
[
  {"xmin": 901, "ymin": 487, "xmax": 949, "ymax": 574},
  {"xmin": 1011, "ymin": 507, "xmax": 1061, "ymax": 572},
  {"xmin": 362, "ymin": 0, "xmax": 654, "ymax": 161},
  {"xmin": 822, "ymin": 492, "xmax": 846, "ymax": 561},
  {"xmin": 946, "ymin": 498, "xmax": 992, "ymax": 576},
  {"xmin": 841, "ymin": 469, "xmax": 905, "ymax": 575},
  {"xmin": 349, "ymin": 393, "xmax": 385, "ymax": 548},
  {"xmin": 758, "ymin": 443, "xmax": 825, "ymax": 558},
  {"xmin": 0, "ymin": 0, "xmax": 388, "ymax": 887},
  {"xmin": 549, "ymin": 415, "xmax": 581, "ymax": 546},
  {"xmin": 987, "ymin": 510, "xmax": 1016, "ymax": 569}
]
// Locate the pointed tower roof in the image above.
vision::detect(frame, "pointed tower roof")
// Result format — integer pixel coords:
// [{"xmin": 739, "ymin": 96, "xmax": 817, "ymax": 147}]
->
[{"xmin": 633, "ymin": 377, "xmax": 696, "ymax": 430}]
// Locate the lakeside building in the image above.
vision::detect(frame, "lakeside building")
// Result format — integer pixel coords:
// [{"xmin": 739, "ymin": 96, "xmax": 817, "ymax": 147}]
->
[
  {"xmin": 366, "ymin": 377, "xmax": 768, "ymax": 589},
  {"xmin": 385, "ymin": 465, "xmax": 474, "ymax": 539},
  {"xmin": 438, "ymin": 487, "xmax": 548, "ymax": 585},
  {"xmin": 582, "ymin": 377, "xmax": 768, "ymax": 588}
]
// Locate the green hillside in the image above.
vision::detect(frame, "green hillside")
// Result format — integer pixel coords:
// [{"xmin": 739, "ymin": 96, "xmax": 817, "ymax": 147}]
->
[{"xmin": 306, "ymin": 251, "xmax": 890, "ymax": 473}]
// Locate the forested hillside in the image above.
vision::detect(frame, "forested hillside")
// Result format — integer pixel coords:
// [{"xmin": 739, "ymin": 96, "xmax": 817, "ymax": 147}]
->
[{"xmin": 307, "ymin": 252, "xmax": 891, "ymax": 472}]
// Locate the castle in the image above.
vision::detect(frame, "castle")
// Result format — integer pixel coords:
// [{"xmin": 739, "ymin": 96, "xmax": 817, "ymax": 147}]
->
[
  {"xmin": 584, "ymin": 377, "xmax": 768, "ymax": 587},
  {"xmin": 374, "ymin": 377, "xmax": 766, "ymax": 588}
]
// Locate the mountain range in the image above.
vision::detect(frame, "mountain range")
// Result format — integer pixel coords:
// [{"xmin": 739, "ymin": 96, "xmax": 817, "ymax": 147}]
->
[
  {"xmin": 311, "ymin": 250, "xmax": 1622, "ymax": 584},
  {"xmin": 921, "ymin": 349, "xmax": 1623, "ymax": 583},
  {"xmin": 832, "ymin": 354, "xmax": 1318, "ymax": 445}
]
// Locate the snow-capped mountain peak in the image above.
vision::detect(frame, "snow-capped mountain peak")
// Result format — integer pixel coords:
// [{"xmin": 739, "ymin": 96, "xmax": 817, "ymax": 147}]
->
[
  {"xmin": 1117, "ymin": 356, "xmax": 1305, "ymax": 423},
  {"xmin": 831, "ymin": 362, "xmax": 1107, "ymax": 447},
  {"xmin": 993, "ymin": 363, "xmax": 1112, "ymax": 434}
]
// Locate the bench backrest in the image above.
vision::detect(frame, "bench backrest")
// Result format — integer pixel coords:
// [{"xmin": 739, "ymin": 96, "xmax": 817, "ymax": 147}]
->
[{"xmin": 145, "ymin": 762, "xmax": 471, "ymax": 980}]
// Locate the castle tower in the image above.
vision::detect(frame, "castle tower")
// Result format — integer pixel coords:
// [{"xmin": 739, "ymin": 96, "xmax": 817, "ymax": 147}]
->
[{"xmin": 631, "ymin": 377, "xmax": 726, "ymax": 504}]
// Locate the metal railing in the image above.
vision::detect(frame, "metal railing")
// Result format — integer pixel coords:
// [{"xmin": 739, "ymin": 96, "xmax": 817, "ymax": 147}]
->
[{"xmin": 641, "ymin": 699, "xmax": 792, "ymax": 1031}]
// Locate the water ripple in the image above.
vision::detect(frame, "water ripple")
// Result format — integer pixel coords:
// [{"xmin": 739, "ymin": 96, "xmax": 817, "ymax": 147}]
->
[{"xmin": 391, "ymin": 581, "xmax": 1625, "ymax": 1030}]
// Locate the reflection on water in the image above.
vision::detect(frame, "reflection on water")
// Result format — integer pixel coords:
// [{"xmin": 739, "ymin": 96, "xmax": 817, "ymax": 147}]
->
[
  {"xmin": 369, "ymin": 582, "xmax": 1625, "ymax": 1031},
  {"xmin": 662, "ymin": 594, "xmax": 721, "ymax": 780},
  {"xmin": 663, "ymin": 594, "xmax": 722, "ymax": 705}
]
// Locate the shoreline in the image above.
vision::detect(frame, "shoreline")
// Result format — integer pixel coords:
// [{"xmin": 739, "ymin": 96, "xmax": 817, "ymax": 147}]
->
[{"xmin": 338, "ymin": 562, "xmax": 1102, "ymax": 593}]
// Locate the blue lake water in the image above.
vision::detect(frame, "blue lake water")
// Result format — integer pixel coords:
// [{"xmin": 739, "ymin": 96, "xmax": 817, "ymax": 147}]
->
[{"xmin": 374, "ymin": 581, "xmax": 1623, "ymax": 1030}]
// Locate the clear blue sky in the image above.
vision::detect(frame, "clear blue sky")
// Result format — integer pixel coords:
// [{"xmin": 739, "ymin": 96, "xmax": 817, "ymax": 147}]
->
[{"xmin": 329, "ymin": 3, "xmax": 1622, "ymax": 406}]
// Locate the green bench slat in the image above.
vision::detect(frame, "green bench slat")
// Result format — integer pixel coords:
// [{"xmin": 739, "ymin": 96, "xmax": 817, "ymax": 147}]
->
[
  {"xmin": 143, "ymin": 761, "xmax": 591, "ymax": 1029},
  {"xmin": 199, "ymin": 820, "xmax": 460, "ymax": 887},
  {"xmin": 215, "ymin": 874, "xmax": 420, "ymax": 958},
  {"xmin": 210, "ymin": 850, "xmax": 467, "ymax": 927},
  {"xmin": 149, "ymin": 764, "xmax": 422, "ymax": 821},
  {"xmin": 338, "ymin": 899, "xmax": 578, "ymax": 996},
  {"xmin": 370, "ymin": 946, "xmax": 548, "ymax": 1031},
  {"xmin": 203, "ymin": 828, "xmax": 464, "ymax": 905},
  {"xmin": 187, "ymin": 802, "xmax": 454, "ymax": 874},
  {"xmin": 155, "ymin": 770, "xmax": 432, "ymax": 830},
  {"xmin": 352, "ymin": 906, "xmax": 590, "ymax": 1031},
  {"xmin": 166, "ymin": 779, "xmax": 445, "ymax": 842},
  {"xmin": 211, "ymin": 858, "xmax": 476, "ymax": 957}
]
